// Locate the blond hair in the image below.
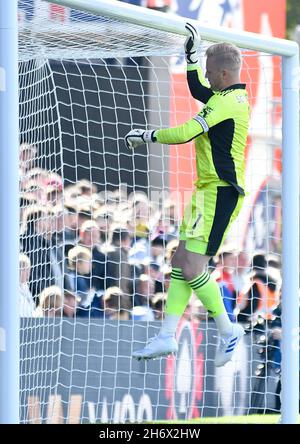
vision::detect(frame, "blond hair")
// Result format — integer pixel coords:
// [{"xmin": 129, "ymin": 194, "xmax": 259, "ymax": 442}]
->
[
  {"xmin": 19, "ymin": 253, "xmax": 31, "ymax": 269},
  {"xmin": 68, "ymin": 245, "xmax": 92, "ymax": 270},
  {"xmin": 36, "ymin": 285, "xmax": 63, "ymax": 317},
  {"xmin": 80, "ymin": 219, "xmax": 98, "ymax": 234},
  {"xmin": 103, "ymin": 286, "xmax": 131, "ymax": 312},
  {"xmin": 206, "ymin": 42, "xmax": 242, "ymax": 71},
  {"xmin": 103, "ymin": 286, "xmax": 124, "ymax": 302}
]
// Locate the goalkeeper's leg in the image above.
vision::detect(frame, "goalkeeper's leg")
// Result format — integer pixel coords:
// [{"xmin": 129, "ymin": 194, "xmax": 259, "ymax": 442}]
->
[
  {"xmin": 132, "ymin": 241, "xmax": 192, "ymax": 360},
  {"xmin": 180, "ymin": 185, "xmax": 245, "ymax": 366},
  {"xmin": 132, "ymin": 242, "xmax": 223, "ymax": 360},
  {"xmin": 132, "ymin": 185, "xmax": 245, "ymax": 365},
  {"xmin": 132, "ymin": 240, "xmax": 243, "ymax": 363}
]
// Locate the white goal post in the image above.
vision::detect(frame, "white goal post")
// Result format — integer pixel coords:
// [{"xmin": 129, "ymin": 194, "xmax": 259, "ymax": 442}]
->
[
  {"xmin": 0, "ymin": 0, "xmax": 19, "ymax": 425},
  {"xmin": 0, "ymin": 0, "xmax": 299, "ymax": 424}
]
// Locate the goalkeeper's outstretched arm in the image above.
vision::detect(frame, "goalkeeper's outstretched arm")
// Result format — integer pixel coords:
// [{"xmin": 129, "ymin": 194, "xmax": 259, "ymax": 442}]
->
[
  {"xmin": 125, "ymin": 116, "xmax": 206, "ymax": 149},
  {"xmin": 185, "ymin": 22, "xmax": 214, "ymax": 104},
  {"xmin": 125, "ymin": 90, "xmax": 233, "ymax": 150}
]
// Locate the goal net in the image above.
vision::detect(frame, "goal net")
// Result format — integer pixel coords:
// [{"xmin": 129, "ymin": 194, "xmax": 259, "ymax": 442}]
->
[{"xmin": 18, "ymin": 0, "xmax": 285, "ymax": 423}]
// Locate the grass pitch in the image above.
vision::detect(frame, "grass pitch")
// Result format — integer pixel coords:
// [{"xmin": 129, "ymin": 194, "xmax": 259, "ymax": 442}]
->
[{"xmin": 152, "ymin": 414, "xmax": 300, "ymax": 424}]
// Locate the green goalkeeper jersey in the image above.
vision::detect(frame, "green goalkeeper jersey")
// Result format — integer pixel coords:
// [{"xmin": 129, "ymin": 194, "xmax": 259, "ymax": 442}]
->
[{"xmin": 155, "ymin": 64, "xmax": 250, "ymax": 195}]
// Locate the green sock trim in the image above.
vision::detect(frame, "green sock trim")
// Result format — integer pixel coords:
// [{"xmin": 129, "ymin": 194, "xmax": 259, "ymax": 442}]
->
[
  {"xmin": 189, "ymin": 272, "xmax": 210, "ymax": 290},
  {"xmin": 170, "ymin": 268, "xmax": 185, "ymax": 280},
  {"xmin": 188, "ymin": 273, "xmax": 225, "ymax": 318}
]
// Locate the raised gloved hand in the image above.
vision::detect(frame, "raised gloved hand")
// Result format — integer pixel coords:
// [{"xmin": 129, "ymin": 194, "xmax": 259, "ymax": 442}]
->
[
  {"xmin": 125, "ymin": 129, "xmax": 156, "ymax": 149},
  {"xmin": 184, "ymin": 22, "xmax": 201, "ymax": 65}
]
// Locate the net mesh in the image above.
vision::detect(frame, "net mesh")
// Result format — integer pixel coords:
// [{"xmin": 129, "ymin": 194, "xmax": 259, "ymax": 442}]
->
[{"xmin": 18, "ymin": 0, "xmax": 283, "ymax": 423}]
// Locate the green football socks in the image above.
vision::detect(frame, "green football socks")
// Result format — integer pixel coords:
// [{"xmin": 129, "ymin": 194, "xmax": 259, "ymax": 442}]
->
[
  {"xmin": 188, "ymin": 272, "xmax": 225, "ymax": 317},
  {"xmin": 165, "ymin": 268, "xmax": 192, "ymax": 316},
  {"xmin": 162, "ymin": 268, "xmax": 232, "ymax": 337}
]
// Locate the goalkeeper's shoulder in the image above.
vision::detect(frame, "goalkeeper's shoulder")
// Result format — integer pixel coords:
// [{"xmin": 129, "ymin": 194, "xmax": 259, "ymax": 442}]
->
[{"xmin": 210, "ymin": 86, "xmax": 249, "ymax": 108}]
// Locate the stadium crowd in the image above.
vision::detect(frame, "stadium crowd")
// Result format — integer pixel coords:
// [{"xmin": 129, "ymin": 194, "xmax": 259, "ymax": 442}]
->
[{"xmin": 19, "ymin": 143, "xmax": 282, "ymax": 331}]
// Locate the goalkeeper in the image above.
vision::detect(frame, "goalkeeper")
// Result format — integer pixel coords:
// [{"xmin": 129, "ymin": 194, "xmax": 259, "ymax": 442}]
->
[{"xmin": 125, "ymin": 23, "xmax": 249, "ymax": 367}]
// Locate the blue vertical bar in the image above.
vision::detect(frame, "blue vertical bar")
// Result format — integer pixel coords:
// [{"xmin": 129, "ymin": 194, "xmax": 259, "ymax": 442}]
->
[
  {"xmin": 0, "ymin": 0, "xmax": 19, "ymax": 424},
  {"xmin": 281, "ymin": 52, "xmax": 300, "ymax": 424}
]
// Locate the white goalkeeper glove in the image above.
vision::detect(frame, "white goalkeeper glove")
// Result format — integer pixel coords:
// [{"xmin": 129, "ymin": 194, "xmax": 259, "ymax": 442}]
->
[
  {"xmin": 125, "ymin": 129, "xmax": 156, "ymax": 150},
  {"xmin": 184, "ymin": 22, "xmax": 201, "ymax": 65}
]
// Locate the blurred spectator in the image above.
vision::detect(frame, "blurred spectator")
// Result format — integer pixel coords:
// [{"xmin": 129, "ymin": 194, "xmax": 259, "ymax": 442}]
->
[
  {"xmin": 162, "ymin": 198, "xmax": 180, "ymax": 238},
  {"xmin": 233, "ymin": 251, "xmax": 251, "ymax": 293},
  {"xmin": 263, "ymin": 301, "xmax": 300, "ymax": 412},
  {"xmin": 49, "ymin": 206, "xmax": 73, "ymax": 291},
  {"xmin": 236, "ymin": 253, "xmax": 280, "ymax": 324},
  {"xmin": 94, "ymin": 206, "xmax": 114, "ymax": 244},
  {"xmin": 22, "ymin": 180, "xmax": 45, "ymax": 203},
  {"xmin": 165, "ymin": 198, "xmax": 180, "ymax": 225},
  {"xmin": 35, "ymin": 285, "xmax": 63, "ymax": 317},
  {"xmin": 151, "ymin": 292, "xmax": 167, "ymax": 320},
  {"xmin": 128, "ymin": 222, "xmax": 150, "ymax": 266},
  {"xmin": 19, "ymin": 143, "xmax": 37, "ymax": 176},
  {"xmin": 77, "ymin": 207, "xmax": 92, "ymax": 228},
  {"xmin": 128, "ymin": 195, "xmax": 151, "ymax": 233},
  {"xmin": 267, "ymin": 254, "xmax": 282, "ymax": 286},
  {"xmin": 152, "ymin": 212, "xmax": 177, "ymax": 243},
  {"xmin": 146, "ymin": 0, "xmax": 172, "ymax": 12},
  {"xmin": 131, "ymin": 305, "xmax": 155, "ymax": 321},
  {"xmin": 120, "ymin": 0, "xmax": 173, "ymax": 13},
  {"xmin": 161, "ymin": 266, "xmax": 171, "ymax": 292},
  {"xmin": 103, "ymin": 286, "xmax": 131, "ymax": 320},
  {"xmin": 67, "ymin": 245, "xmax": 95, "ymax": 310},
  {"xmin": 20, "ymin": 193, "xmax": 37, "ymax": 237},
  {"xmin": 111, "ymin": 187, "xmax": 128, "ymax": 205},
  {"xmin": 21, "ymin": 207, "xmax": 57, "ymax": 300},
  {"xmin": 133, "ymin": 273, "xmax": 155, "ymax": 309},
  {"xmin": 79, "ymin": 220, "xmax": 106, "ymax": 293},
  {"xmin": 106, "ymin": 227, "xmax": 134, "ymax": 298},
  {"xmin": 64, "ymin": 203, "xmax": 79, "ymax": 244},
  {"xmin": 44, "ymin": 172, "xmax": 63, "ymax": 190},
  {"xmin": 19, "ymin": 253, "xmax": 35, "ymax": 317},
  {"xmin": 149, "ymin": 262, "xmax": 161, "ymax": 285},
  {"xmin": 63, "ymin": 290, "xmax": 80, "ymax": 318},
  {"xmin": 64, "ymin": 184, "xmax": 81, "ymax": 202},
  {"xmin": 46, "ymin": 185, "xmax": 63, "ymax": 207},
  {"xmin": 154, "ymin": 264, "xmax": 171, "ymax": 293},
  {"xmin": 150, "ymin": 236, "xmax": 166, "ymax": 267},
  {"xmin": 101, "ymin": 189, "xmax": 120, "ymax": 208},
  {"xmin": 19, "ymin": 167, "xmax": 45, "ymax": 202},
  {"xmin": 77, "ymin": 179, "xmax": 97, "ymax": 197},
  {"xmin": 128, "ymin": 190, "xmax": 149, "ymax": 207},
  {"xmin": 120, "ymin": 0, "xmax": 147, "ymax": 6},
  {"xmin": 20, "ymin": 166, "xmax": 48, "ymax": 188}
]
